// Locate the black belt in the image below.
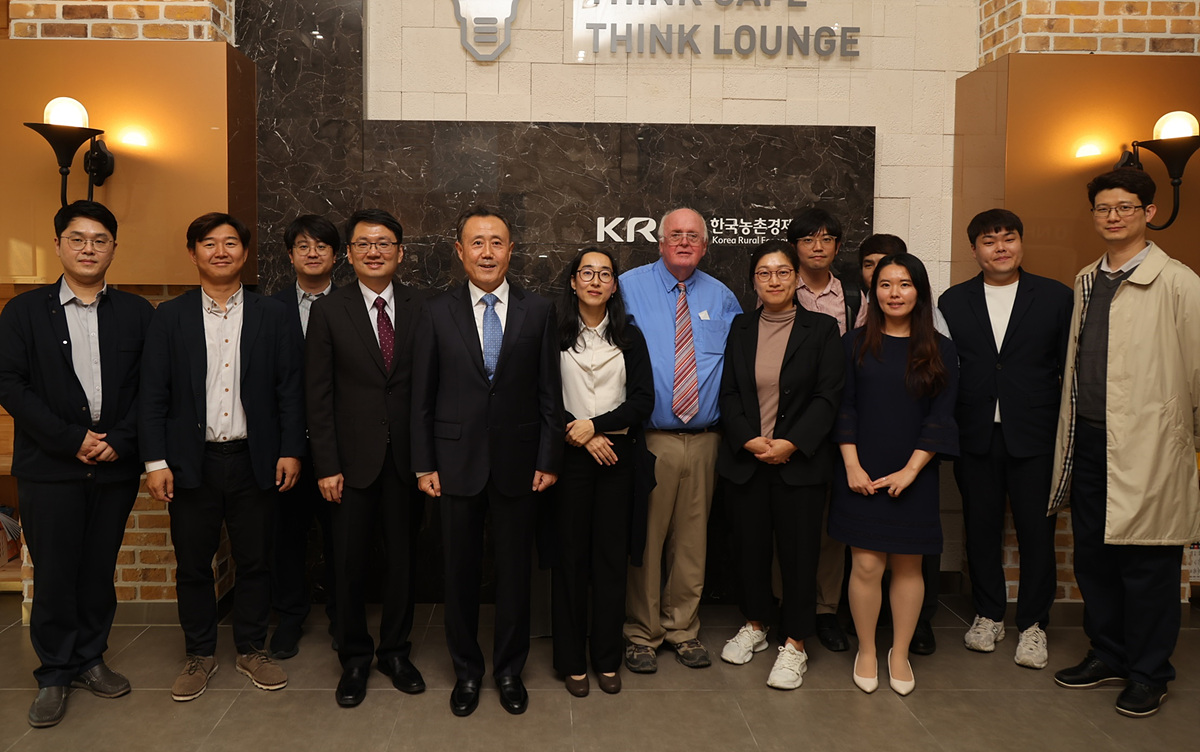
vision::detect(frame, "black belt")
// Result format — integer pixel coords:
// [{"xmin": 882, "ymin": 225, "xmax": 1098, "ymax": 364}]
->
[{"xmin": 205, "ymin": 439, "xmax": 249, "ymax": 454}]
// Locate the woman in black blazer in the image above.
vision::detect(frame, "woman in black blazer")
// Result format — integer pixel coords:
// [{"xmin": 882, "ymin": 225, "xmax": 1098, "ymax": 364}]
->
[
  {"xmin": 716, "ymin": 239, "xmax": 844, "ymax": 689},
  {"xmin": 551, "ymin": 247, "xmax": 654, "ymax": 698}
]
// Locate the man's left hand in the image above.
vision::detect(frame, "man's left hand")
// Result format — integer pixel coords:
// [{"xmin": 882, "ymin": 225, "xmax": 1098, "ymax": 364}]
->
[
  {"xmin": 276, "ymin": 457, "xmax": 302, "ymax": 492},
  {"xmin": 532, "ymin": 471, "xmax": 558, "ymax": 492}
]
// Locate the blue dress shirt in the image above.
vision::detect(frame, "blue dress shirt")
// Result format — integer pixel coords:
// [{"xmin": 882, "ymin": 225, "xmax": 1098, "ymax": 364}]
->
[{"xmin": 620, "ymin": 259, "xmax": 742, "ymax": 429}]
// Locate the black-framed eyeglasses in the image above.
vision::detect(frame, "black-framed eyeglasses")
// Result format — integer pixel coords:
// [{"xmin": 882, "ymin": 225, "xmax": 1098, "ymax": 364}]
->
[
  {"xmin": 576, "ymin": 268, "xmax": 613, "ymax": 283},
  {"xmin": 350, "ymin": 240, "xmax": 398, "ymax": 253}
]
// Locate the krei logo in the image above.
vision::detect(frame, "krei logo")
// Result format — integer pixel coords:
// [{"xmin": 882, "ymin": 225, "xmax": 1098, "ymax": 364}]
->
[{"xmin": 451, "ymin": 0, "xmax": 520, "ymax": 62}]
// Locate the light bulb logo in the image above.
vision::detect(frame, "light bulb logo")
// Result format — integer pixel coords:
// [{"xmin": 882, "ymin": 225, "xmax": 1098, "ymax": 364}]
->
[{"xmin": 451, "ymin": 0, "xmax": 520, "ymax": 62}]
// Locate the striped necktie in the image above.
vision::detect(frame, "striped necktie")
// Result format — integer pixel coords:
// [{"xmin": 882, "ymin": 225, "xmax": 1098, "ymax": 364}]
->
[{"xmin": 672, "ymin": 282, "xmax": 699, "ymax": 423}]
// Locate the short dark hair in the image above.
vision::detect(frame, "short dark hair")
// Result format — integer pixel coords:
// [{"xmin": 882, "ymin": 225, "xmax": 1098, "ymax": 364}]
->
[
  {"xmin": 967, "ymin": 209, "xmax": 1024, "ymax": 246},
  {"xmin": 284, "ymin": 214, "xmax": 341, "ymax": 254},
  {"xmin": 186, "ymin": 212, "xmax": 250, "ymax": 250},
  {"xmin": 786, "ymin": 207, "xmax": 843, "ymax": 245},
  {"xmin": 1087, "ymin": 168, "xmax": 1156, "ymax": 207},
  {"xmin": 55, "ymin": 200, "xmax": 118, "ymax": 240},
  {"xmin": 857, "ymin": 233, "xmax": 906, "ymax": 267},
  {"xmin": 344, "ymin": 209, "xmax": 403, "ymax": 245},
  {"xmin": 455, "ymin": 205, "xmax": 512, "ymax": 243},
  {"xmin": 748, "ymin": 239, "xmax": 800, "ymax": 278}
]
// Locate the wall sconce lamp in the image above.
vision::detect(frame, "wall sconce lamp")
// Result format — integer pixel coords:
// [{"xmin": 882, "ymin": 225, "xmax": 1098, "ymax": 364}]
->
[
  {"xmin": 1114, "ymin": 111, "xmax": 1200, "ymax": 231},
  {"xmin": 23, "ymin": 97, "xmax": 116, "ymax": 208}
]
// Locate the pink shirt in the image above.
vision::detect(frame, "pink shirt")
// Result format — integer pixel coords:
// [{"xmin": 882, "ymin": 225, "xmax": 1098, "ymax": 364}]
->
[{"xmin": 796, "ymin": 274, "xmax": 848, "ymax": 335}]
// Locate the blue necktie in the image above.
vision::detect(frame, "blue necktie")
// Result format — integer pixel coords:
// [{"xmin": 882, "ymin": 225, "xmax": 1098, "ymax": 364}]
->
[{"xmin": 482, "ymin": 293, "xmax": 502, "ymax": 382}]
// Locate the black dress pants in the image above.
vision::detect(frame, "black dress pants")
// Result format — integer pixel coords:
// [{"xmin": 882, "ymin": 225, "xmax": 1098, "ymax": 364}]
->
[
  {"xmin": 20, "ymin": 476, "xmax": 139, "ymax": 687},
  {"xmin": 331, "ymin": 460, "xmax": 417, "ymax": 670},
  {"xmin": 441, "ymin": 481, "xmax": 536, "ymax": 681},
  {"xmin": 170, "ymin": 443, "xmax": 275, "ymax": 656},
  {"xmin": 956, "ymin": 424, "xmax": 1058, "ymax": 630},
  {"xmin": 1071, "ymin": 420, "xmax": 1184, "ymax": 686},
  {"xmin": 731, "ymin": 465, "xmax": 825, "ymax": 642},
  {"xmin": 271, "ymin": 457, "xmax": 336, "ymax": 638},
  {"xmin": 551, "ymin": 439, "xmax": 634, "ymax": 676}
]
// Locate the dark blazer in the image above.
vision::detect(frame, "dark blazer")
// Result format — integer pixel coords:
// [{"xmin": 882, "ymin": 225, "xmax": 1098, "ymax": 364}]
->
[
  {"xmin": 411, "ymin": 281, "xmax": 565, "ymax": 498},
  {"xmin": 139, "ymin": 288, "xmax": 306, "ymax": 490},
  {"xmin": 716, "ymin": 305, "xmax": 844, "ymax": 486},
  {"xmin": 305, "ymin": 279, "xmax": 422, "ymax": 486},
  {"xmin": 0, "ymin": 279, "xmax": 153, "ymax": 482},
  {"xmin": 938, "ymin": 269, "xmax": 1073, "ymax": 458}
]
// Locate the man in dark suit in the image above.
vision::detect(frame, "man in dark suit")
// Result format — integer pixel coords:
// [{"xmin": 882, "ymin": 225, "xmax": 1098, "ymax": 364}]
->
[
  {"xmin": 140, "ymin": 212, "xmax": 305, "ymax": 701},
  {"xmin": 306, "ymin": 208, "xmax": 425, "ymax": 707},
  {"xmin": 0, "ymin": 201, "xmax": 153, "ymax": 728},
  {"xmin": 268, "ymin": 214, "xmax": 340, "ymax": 660},
  {"xmin": 938, "ymin": 208, "xmax": 1072, "ymax": 670},
  {"xmin": 412, "ymin": 205, "xmax": 564, "ymax": 717}
]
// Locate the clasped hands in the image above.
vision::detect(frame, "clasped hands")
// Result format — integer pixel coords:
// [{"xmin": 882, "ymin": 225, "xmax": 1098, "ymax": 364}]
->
[
  {"xmin": 566, "ymin": 419, "xmax": 619, "ymax": 466},
  {"xmin": 77, "ymin": 430, "xmax": 118, "ymax": 465},
  {"xmin": 844, "ymin": 463, "xmax": 919, "ymax": 498},
  {"xmin": 742, "ymin": 436, "xmax": 796, "ymax": 465}
]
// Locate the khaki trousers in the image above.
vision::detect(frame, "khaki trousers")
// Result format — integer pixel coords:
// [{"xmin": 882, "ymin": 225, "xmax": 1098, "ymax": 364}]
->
[{"xmin": 624, "ymin": 430, "xmax": 720, "ymax": 648}]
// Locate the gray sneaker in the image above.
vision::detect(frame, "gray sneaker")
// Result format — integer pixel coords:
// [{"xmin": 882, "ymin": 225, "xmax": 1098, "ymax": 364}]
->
[
  {"xmin": 236, "ymin": 650, "xmax": 288, "ymax": 691},
  {"xmin": 963, "ymin": 615, "xmax": 1005, "ymax": 653},
  {"xmin": 624, "ymin": 643, "xmax": 658, "ymax": 674},
  {"xmin": 172, "ymin": 655, "xmax": 217, "ymax": 702},
  {"xmin": 667, "ymin": 638, "xmax": 712, "ymax": 668},
  {"xmin": 721, "ymin": 624, "xmax": 769, "ymax": 665},
  {"xmin": 766, "ymin": 644, "xmax": 808, "ymax": 690},
  {"xmin": 1014, "ymin": 624, "xmax": 1049, "ymax": 669}
]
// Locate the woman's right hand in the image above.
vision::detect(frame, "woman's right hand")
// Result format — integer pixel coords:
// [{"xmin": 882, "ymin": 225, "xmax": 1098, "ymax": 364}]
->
[
  {"xmin": 584, "ymin": 434, "xmax": 618, "ymax": 466},
  {"xmin": 743, "ymin": 436, "xmax": 771, "ymax": 456},
  {"xmin": 845, "ymin": 463, "xmax": 876, "ymax": 495}
]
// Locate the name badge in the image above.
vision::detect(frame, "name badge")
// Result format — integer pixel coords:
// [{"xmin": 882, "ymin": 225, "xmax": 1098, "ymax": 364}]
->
[{"xmin": 699, "ymin": 310, "xmax": 710, "ymax": 321}]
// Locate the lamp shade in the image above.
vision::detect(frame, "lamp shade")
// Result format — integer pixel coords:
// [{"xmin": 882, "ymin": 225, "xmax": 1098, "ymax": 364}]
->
[{"xmin": 42, "ymin": 97, "xmax": 89, "ymax": 128}]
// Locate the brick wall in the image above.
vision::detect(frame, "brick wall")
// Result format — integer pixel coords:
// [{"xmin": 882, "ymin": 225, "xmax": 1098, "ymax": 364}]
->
[
  {"xmin": 6, "ymin": 0, "xmax": 234, "ymax": 42},
  {"xmin": 980, "ymin": 0, "xmax": 1200, "ymax": 64}
]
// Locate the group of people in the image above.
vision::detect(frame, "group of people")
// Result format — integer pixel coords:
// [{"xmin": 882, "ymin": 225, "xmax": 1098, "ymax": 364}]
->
[{"xmin": 2, "ymin": 167, "xmax": 1197, "ymax": 730}]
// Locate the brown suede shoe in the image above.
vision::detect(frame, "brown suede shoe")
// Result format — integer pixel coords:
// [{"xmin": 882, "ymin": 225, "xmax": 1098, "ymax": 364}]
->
[
  {"xmin": 236, "ymin": 650, "xmax": 288, "ymax": 691},
  {"xmin": 172, "ymin": 655, "xmax": 217, "ymax": 702}
]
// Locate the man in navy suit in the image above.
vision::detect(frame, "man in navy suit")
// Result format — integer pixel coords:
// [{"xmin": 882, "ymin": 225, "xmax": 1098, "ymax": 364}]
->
[
  {"xmin": 938, "ymin": 209, "xmax": 1072, "ymax": 669},
  {"xmin": 412, "ymin": 205, "xmax": 564, "ymax": 717},
  {"xmin": 306, "ymin": 209, "xmax": 426, "ymax": 707},
  {"xmin": 0, "ymin": 201, "xmax": 153, "ymax": 728},
  {"xmin": 140, "ymin": 213, "xmax": 305, "ymax": 701},
  {"xmin": 267, "ymin": 214, "xmax": 340, "ymax": 659}
]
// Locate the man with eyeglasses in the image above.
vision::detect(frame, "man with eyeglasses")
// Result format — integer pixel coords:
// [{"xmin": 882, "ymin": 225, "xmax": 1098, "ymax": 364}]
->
[
  {"xmin": 1049, "ymin": 168, "xmax": 1200, "ymax": 718},
  {"xmin": 141, "ymin": 212, "xmax": 305, "ymax": 701},
  {"xmin": 266, "ymin": 215, "xmax": 341, "ymax": 661},
  {"xmin": 305, "ymin": 208, "xmax": 426, "ymax": 707},
  {"xmin": 619, "ymin": 207, "xmax": 743, "ymax": 674},
  {"xmin": 0, "ymin": 201, "xmax": 153, "ymax": 728}
]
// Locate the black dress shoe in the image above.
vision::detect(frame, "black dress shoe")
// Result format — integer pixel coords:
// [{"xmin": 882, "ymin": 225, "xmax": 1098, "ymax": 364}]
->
[
  {"xmin": 28, "ymin": 686, "xmax": 68, "ymax": 728},
  {"xmin": 1115, "ymin": 681, "xmax": 1167, "ymax": 717},
  {"xmin": 377, "ymin": 656, "xmax": 426, "ymax": 694},
  {"xmin": 816, "ymin": 613, "xmax": 849, "ymax": 652},
  {"xmin": 335, "ymin": 666, "xmax": 369, "ymax": 707},
  {"xmin": 1054, "ymin": 651, "xmax": 1126, "ymax": 689},
  {"xmin": 495, "ymin": 675, "xmax": 528, "ymax": 715},
  {"xmin": 71, "ymin": 662, "xmax": 131, "ymax": 698},
  {"xmin": 910, "ymin": 619, "xmax": 937, "ymax": 656},
  {"xmin": 450, "ymin": 679, "xmax": 482, "ymax": 717}
]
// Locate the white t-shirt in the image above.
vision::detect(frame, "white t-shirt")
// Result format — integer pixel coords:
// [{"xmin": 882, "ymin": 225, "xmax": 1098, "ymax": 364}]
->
[{"xmin": 983, "ymin": 279, "xmax": 1020, "ymax": 423}]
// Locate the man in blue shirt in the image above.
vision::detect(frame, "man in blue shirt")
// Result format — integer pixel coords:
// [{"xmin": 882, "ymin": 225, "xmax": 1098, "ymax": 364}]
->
[{"xmin": 620, "ymin": 207, "xmax": 742, "ymax": 673}]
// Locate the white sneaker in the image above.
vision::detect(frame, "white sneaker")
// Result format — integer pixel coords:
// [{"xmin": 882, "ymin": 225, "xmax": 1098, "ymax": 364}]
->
[
  {"xmin": 721, "ymin": 624, "xmax": 769, "ymax": 665},
  {"xmin": 1014, "ymin": 624, "xmax": 1049, "ymax": 669},
  {"xmin": 963, "ymin": 615, "xmax": 1005, "ymax": 653},
  {"xmin": 766, "ymin": 644, "xmax": 808, "ymax": 690}
]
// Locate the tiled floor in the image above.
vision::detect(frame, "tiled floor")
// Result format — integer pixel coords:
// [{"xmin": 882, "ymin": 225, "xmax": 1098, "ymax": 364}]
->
[{"xmin": 0, "ymin": 593, "xmax": 1196, "ymax": 751}]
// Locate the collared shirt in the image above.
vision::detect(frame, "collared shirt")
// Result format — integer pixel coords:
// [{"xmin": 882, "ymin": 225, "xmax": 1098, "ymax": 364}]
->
[
  {"xmin": 1100, "ymin": 242, "xmax": 1151, "ymax": 279},
  {"xmin": 468, "ymin": 279, "xmax": 510, "ymax": 345},
  {"xmin": 358, "ymin": 279, "xmax": 395, "ymax": 346},
  {"xmin": 296, "ymin": 281, "xmax": 332, "ymax": 336},
  {"xmin": 59, "ymin": 278, "xmax": 105, "ymax": 424},
  {"xmin": 202, "ymin": 287, "xmax": 248, "ymax": 443},
  {"xmin": 620, "ymin": 259, "xmax": 742, "ymax": 429},
  {"xmin": 561, "ymin": 314, "xmax": 627, "ymax": 434},
  {"xmin": 796, "ymin": 273, "xmax": 847, "ymax": 334}
]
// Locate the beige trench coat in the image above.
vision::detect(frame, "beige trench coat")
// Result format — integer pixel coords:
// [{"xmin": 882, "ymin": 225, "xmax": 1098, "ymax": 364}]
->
[{"xmin": 1048, "ymin": 242, "xmax": 1200, "ymax": 545}]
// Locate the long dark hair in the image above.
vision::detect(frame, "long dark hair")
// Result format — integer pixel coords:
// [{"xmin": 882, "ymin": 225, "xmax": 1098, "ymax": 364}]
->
[
  {"xmin": 557, "ymin": 247, "xmax": 634, "ymax": 352},
  {"xmin": 856, "ymin": 252, "xmax": 947, "ymax": 398}
]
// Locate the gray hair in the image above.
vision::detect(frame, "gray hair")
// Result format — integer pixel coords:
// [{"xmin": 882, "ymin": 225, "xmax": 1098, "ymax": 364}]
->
[{"xmin": 656, "ymin": 207, "xmax": 709, "ymax": 243}]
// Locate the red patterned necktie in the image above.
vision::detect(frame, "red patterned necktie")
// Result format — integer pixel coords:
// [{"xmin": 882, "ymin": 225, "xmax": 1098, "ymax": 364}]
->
[
  {"xmin": 375, "ymin": 297, "xmax": 394, "ymax": 370},
  {"xmin": 672, "ymin": 282, "xmax": 699, "ymax": 423}
]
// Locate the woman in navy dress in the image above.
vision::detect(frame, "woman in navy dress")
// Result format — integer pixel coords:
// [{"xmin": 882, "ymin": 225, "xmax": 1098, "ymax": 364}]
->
[{"xmin": 830, "ymin": 253, "xmax": 958, "ymax": 696}]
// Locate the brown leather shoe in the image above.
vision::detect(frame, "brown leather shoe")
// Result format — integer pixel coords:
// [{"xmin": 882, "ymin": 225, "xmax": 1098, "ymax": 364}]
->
[
  {"xmin": 597, "ymin": 672, "xmax": 621, "ymax": 694},
  {"xmin": 565, "ymin": 674, "xmax": 589, "ymax": 697}
]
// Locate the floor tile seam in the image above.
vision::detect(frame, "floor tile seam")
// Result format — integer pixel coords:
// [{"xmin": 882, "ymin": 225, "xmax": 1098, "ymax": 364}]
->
[
  {"xmin": 108, "ymin": 624, "xmax": 151, "ymax": 661},
  {"xmin": 731, "ymin": 693, "xmax": 763, "ymax": 751},
  {"xmin": 194, "ymin": 685, "xmax": 249, "ymax": 752},
  {"xmin": 1, "ymin": 728, "xmax": 30, "ymax": 752}
]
